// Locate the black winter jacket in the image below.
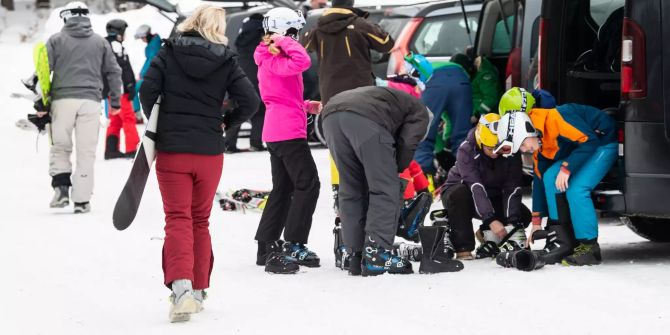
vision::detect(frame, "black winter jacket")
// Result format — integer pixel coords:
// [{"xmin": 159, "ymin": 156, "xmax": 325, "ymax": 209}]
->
[
  {"xmin": 102, "ymin": 36, "xmax": 136, "ymax": 99},
  {"xmin": 322, "ymin": 86, "xmax": 429, "ymax": 172},
  {"xmin": 140, "ymin": 32, "xmax": 260, "ymax": 155},
  {"xmin": 444, "ymin": 129, "xmax": 525, "ymax": 225}
]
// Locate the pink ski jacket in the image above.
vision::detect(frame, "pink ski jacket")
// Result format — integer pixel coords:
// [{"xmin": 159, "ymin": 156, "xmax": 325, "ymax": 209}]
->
[{"xmin": 254, "ymin": 37, "xmax": 311, "ymax": 142}]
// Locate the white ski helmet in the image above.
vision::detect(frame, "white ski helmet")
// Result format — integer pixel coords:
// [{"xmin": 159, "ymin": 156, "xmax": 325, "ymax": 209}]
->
[
  {"xmin": 60, "ymin": 1, "xmax": 89, "ymax": 22},
  {"xmin": 494, "ymin": 111, "xmax": 539, "ymax": 157},
  {"xmin": 263, "ymin": 7, "xmax": 305, "ymax": 39}
]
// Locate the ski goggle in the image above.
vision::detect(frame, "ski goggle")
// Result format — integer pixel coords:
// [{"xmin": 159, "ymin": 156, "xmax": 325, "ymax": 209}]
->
[
  {"xmin": 60, "ymin": 8, "xmax": 89, "ymax": 20},
  {"xmin": 493, "ymin": 142, "xmax": 513, "ymax": 156}
]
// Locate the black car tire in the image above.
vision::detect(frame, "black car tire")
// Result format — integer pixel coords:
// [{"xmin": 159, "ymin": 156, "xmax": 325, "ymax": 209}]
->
[{"xmin": 624, "ymin": 216, "xmax": 670, "ymax": 242}]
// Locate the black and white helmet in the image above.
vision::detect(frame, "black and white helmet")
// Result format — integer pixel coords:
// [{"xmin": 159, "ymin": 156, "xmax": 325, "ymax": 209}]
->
[
  {"xmin": 263, "ymin": 7, "xmax": 306, "ymax": 39},
  {"xmin": 106, "ymin": 19, "xmax": 128, "ymax": 37},
  {"xmin": 494, "ymin": 111, "xmax": 539, "ymax": 157},
  {"xmin": 59, "ymin": 1, "xmax": 89, "ymax": 22}
]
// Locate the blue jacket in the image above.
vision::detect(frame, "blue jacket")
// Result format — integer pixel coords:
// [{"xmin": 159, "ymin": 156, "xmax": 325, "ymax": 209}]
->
[
  {"xmin": 530, "ymin": 104, "xmax": 617, "ymax": 216},
  {"xmin": 140, "ymin": 34, "xmax": 161, "ymax": 79}
]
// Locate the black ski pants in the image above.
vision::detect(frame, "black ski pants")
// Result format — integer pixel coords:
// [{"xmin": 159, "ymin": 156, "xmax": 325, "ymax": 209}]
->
[
  {"xmin": 255, "ymin": 139, "xmax": 320, "ymax": 244},
  {"xmin": 441, "ymin": 183, "xmax": 531, "ymax": 252},
  {"xmin": 225, "ymin": 103, "xmax": 266, "ymax": 149},
  {"xmin": 323, "ymin": 112, "xmax": 401, "ymax": 252}
]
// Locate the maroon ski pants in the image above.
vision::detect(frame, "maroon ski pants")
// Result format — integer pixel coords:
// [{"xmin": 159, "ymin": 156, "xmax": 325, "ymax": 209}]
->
[{"xmin": 156, "ymin": 152, "xmax": 223, "ymax": 289}]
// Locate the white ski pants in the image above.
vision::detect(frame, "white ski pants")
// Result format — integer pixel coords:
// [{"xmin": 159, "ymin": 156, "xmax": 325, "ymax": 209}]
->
[{"xmin": 49, "ymin": 99, "xmax": 101, "ymax": 203}]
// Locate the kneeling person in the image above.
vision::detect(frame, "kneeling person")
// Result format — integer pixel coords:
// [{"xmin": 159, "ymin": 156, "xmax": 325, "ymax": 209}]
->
[
  {"xmin": 441, "ymin": 113, "xmax": 531, "ymax": 260},
  {"xmin": 322, "ymin": 86, "xmax": 430, "ymax": 276}
]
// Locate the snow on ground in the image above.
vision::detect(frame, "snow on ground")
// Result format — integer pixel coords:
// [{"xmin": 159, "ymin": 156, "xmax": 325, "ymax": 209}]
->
[{"xmin": 2, "ymin": 21, "xmax": 670, "ymax": 335}]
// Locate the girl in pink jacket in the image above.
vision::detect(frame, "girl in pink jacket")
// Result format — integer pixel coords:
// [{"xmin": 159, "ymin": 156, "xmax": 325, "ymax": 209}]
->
[{"xmin": 253, "ymin": 8, "xmax": 321, "ymax": 274}]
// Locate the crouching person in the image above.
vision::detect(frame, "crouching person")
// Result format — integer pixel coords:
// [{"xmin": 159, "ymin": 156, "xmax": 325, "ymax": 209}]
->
[
  {"xmin": 496, "ymin": 88, "xmax": 618, "ymax": 266},
  {"xmin": 441, "ymin": 113, "xmax": 531, "ymax": 260},
  {"xmin": 322, "ymin": 86, "xmax": 430, "ymax": 276}
]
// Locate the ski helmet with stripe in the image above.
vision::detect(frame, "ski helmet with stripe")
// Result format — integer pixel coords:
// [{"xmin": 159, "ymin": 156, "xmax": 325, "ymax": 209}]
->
[
  {"xmin": 60, "ymin": 2, "xmax": 89, "ymax": 22},
  {"xmin": 499, "ymin": 87, "xmax": 536, "ymax": 116},
  {"xmin": 263, "ymin": 7, "xmax": 305, "ymax": 40},
  {"xmin": 494, "ymin": 111, "xmax": 539, "ymax": 157}
]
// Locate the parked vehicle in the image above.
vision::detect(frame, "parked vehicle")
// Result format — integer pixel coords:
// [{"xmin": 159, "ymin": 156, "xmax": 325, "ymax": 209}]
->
[
  {"xmin": 387, "ymin": 0, "xmax": 482, "ymax": 76},
  {"xmin": 538, "ymin": 0, "xmax": 670, "ymax": 241}
]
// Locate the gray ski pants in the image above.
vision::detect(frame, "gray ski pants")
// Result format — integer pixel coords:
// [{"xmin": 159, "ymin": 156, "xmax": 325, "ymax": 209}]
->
[
  {"xmin": 49, "ymin": 99, "xmax": 101, "ymax": 203},
  {"xmin": 323, "ymin": 112, "xmax": 401, "ymax": 252}
]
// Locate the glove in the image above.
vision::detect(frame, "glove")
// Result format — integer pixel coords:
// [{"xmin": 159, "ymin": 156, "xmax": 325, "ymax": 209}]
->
[
  {"xmin": 28, "ymin": 113, "xmax": 51, "ymax": 132},
  {"xmin": 126, "ymin": 83, "xmax": 136, "ymax": 100}
]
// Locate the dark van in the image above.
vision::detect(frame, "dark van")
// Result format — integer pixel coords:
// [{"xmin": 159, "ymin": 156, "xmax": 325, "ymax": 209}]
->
[{"xmin": 538, "ymin": 0, "xmax": 670, "ymax": 241}]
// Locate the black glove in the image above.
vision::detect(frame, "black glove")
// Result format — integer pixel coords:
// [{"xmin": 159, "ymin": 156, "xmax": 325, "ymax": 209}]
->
[
  {"xmin": 33, "ymin": 99, "xmax": 49, "ymax": 113},
  {"xmin": 28, "ymin": 113, "xmax": 51, "ymax": 132},
  {"xmin": 125, "ymin": 83, "xmax": 136, "ymax": 100}
]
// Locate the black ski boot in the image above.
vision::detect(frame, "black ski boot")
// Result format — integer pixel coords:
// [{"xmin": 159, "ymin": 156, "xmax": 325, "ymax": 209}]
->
[
  {"xmin": 283, "ymin": 242, "xmax": 320, "ymax": 268},
  {"xmin": 73, "ymin": 202, "xmax": 91, "ymax": 214},
  {"xmin": 104, "ymin": 135, "xmax": 124, "ymax": 160},
  {"xmin": 562, "ymin": 240, "xmax": 602, "ymax": 266},
  {"xmin": 50, "ymin": 185, "xmax": 70, "ymax": 208},
  {"xmin": 257, "ymin": 240, "xmax": 283, "ymax": 266},
  {"xmin": 333, "ymin": 217, "xmax": 350, "ymax": 269},
  {"xmin": 264, "ymin": 240, "xmax": 299, "ymax": 274},
  {"xmin": 397, "ymin": 192, "xmax": 432, "ymax": 242},
  {"xmin": 361, "ymin": 242, "xmax": 413, "ymax": 276},
  {"xmin": 348, "ymin": 252, "xmax": 362, "ymax": 276},
  {"xmin": 495, "ymin": 241, "xmax": 525, "ymax": 268},
  {"xmin": 535, "ymin": 194, "xmax": 577, "ymax": 264},
  {"xmin": 418, "ymin": 226, "xmax": 464, "ymax": 273}
]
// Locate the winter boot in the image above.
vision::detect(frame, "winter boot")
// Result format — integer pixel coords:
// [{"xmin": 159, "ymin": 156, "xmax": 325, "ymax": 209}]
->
[
  {"xmin": 264, "ymin": 241, "xmax": 299, "ymax": 274},
  {"xmin": 392, "ymin": 242, "xmax": 423, "ymax": 262},
  {"xmin": 397, "ymin": 192, "xmax": 432, "ymax": 242},
  {"xmin": 361, "ymin": 240, "xmax": 413, "ymax": 276},
  {"xmin": 50, "ymin": 186, "xmax": 70, "ymax": 208},
  {"xmin": 348, "ymin": 252, "xmax": 362, "ymax": 276},
  {"xmin": 562, "ymin": 240, "xmax": 602, "ymax": 266},
  {"xmin": 535, "ymin": 193, "xmax": 577, "ymax": 264},
  {"xmin": 169, "ymin": 279, "xmax": 197, "ymax": 323},
  {"xmin": 104, "ymin": 135, "xmax": 125, "ymax": 160},
  {"xmin": 418, "ymin": 226, "xmax": 464, "ymax": 273},
  {"xmin": 514, "ymin": 249, "xmax": 546, "ymax": 271},
  {"xmin": 73, "ymin": 202, "xmax": 91, "ymax": 214},
  {"xmin": 257, "ymin": 240, "xmax": 283, "ymax": 266},
  {"xmin": 193, "ymin": 290, "xmax": 207, "ymax": 313},
  {"xmin": 283, "ymin": 242, "xmax": 320, "ymax": 268},
  {"xmin": 124, "ymin": 151, "xmax": 137, "ymax": 159}
]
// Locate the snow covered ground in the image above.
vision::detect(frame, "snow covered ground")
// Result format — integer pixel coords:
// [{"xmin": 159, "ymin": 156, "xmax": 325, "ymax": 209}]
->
[{"xmin": 2, "ymin": 8, "xmax": 670, "ymax": 335}]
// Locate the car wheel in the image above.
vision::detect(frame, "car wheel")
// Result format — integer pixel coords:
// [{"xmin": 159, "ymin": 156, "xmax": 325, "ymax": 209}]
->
[{"xmin": 622, "ymin": 216, "xmax": 670, "ymax": 242}]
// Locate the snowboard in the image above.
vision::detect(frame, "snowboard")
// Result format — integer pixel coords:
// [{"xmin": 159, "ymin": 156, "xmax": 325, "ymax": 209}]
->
[
  {"xmin": 215, "ymin": 189, "xmax": 269, "ymax": 213},
  {"xmin": 33, "ymin": 42, "xmax": 51, "ymax": 107},
  {"xmin": 112, "ymin": 98, "xmax": 161, "ymax": 230}
]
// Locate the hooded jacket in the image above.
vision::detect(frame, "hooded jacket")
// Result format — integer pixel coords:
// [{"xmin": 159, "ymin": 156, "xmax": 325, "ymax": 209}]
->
[
  {"xmin": 471, "ymin": 57, "xmax": 502, "ymax": 117},
  {"xmin": 303, "ymin": 7, "xmax": 394, "ymax": 104},
  {"xmin": 444, "ymin": 128, "xmax": 525, "ymax": 225},
  {"xmin": 254, "ymin": 36, "xmax": 312, "ymax": 143},
  {"xmin": 46, "ymin": 16, "xmax": 122, "ymax": 108},
  {"xmin": 140, "ymin": 34, "xmax": 162, "ymax": 79},
  {"xmin": 235, "ymin": 15, "xmax": 264, "ymax": 89},
  {"xmin": 529, "ymin": 104, "xmax": 617, "ymax": 216},
  {"xmin": 322, "ymin": 86, "xmax": 430, "ymax": 172},
  {"xmin": 140, "ymin": 32, "xmax": 260, "ymax": 155}
]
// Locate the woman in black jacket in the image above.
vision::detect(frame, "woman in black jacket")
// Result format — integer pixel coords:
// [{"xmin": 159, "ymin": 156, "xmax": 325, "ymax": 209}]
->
[{"xmin": 139, "ymin": 5, "xmax": 259, "ymax": 323}]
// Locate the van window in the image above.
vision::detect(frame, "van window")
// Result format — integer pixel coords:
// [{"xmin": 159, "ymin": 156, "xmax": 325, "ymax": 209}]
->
[
  {"xmin": 590, "ymin": 0, "xmax": 626, "ymax": 26},
  {"xmin": 411, "ymin": 15, "xmax": 479, "ymax": 57},
  {"xmin": 491, "ymin": 15, "xmax": 515, "ymax": 54}
]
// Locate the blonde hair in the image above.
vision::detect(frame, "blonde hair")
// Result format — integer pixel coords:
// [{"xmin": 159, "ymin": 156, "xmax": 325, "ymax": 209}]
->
[{"xmin": 177, "ymin": 5, "xmax": 229, "ymax": 45}]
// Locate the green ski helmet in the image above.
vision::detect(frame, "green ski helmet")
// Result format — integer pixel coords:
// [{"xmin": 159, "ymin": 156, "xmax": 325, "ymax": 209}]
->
[{"xmin": 499, "ymin": 87, "xmax": 535, "ymax": 116}]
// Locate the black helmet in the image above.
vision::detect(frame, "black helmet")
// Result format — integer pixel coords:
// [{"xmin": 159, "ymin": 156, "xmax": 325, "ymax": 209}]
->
[{"xmin": 106, "ymin": 19, "xmax": 128, "ymax": 37}]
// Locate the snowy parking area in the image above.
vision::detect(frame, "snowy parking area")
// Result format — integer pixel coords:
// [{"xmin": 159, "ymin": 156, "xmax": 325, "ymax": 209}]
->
[{"xmin": 1, "ymin": 39, "xmax": 670, "ymax": 334}]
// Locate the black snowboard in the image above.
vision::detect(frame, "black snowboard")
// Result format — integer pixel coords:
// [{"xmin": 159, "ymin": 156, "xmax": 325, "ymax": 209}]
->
[{"xmin": 112, "ymin": 98, "xmax": 160, "ymax": 230}]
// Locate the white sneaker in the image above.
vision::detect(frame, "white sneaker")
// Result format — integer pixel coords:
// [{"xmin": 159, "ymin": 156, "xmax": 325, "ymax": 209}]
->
[
  {"xmin": 194, "ymin": 290, "xmax": 207, "ymax": 313},
  {"xmin": 169, "ymin": 279, "xmax": 197, "ymax": 323}
]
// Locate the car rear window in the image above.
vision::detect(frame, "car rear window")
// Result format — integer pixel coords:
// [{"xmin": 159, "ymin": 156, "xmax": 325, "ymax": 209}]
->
[
  {"xmin": 378, "ymin": 17, "xmax": 412, "ymax": 40},
  {"xmin": 410, "ymin": 15, "xmax": 479, "ymax": 57}
]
